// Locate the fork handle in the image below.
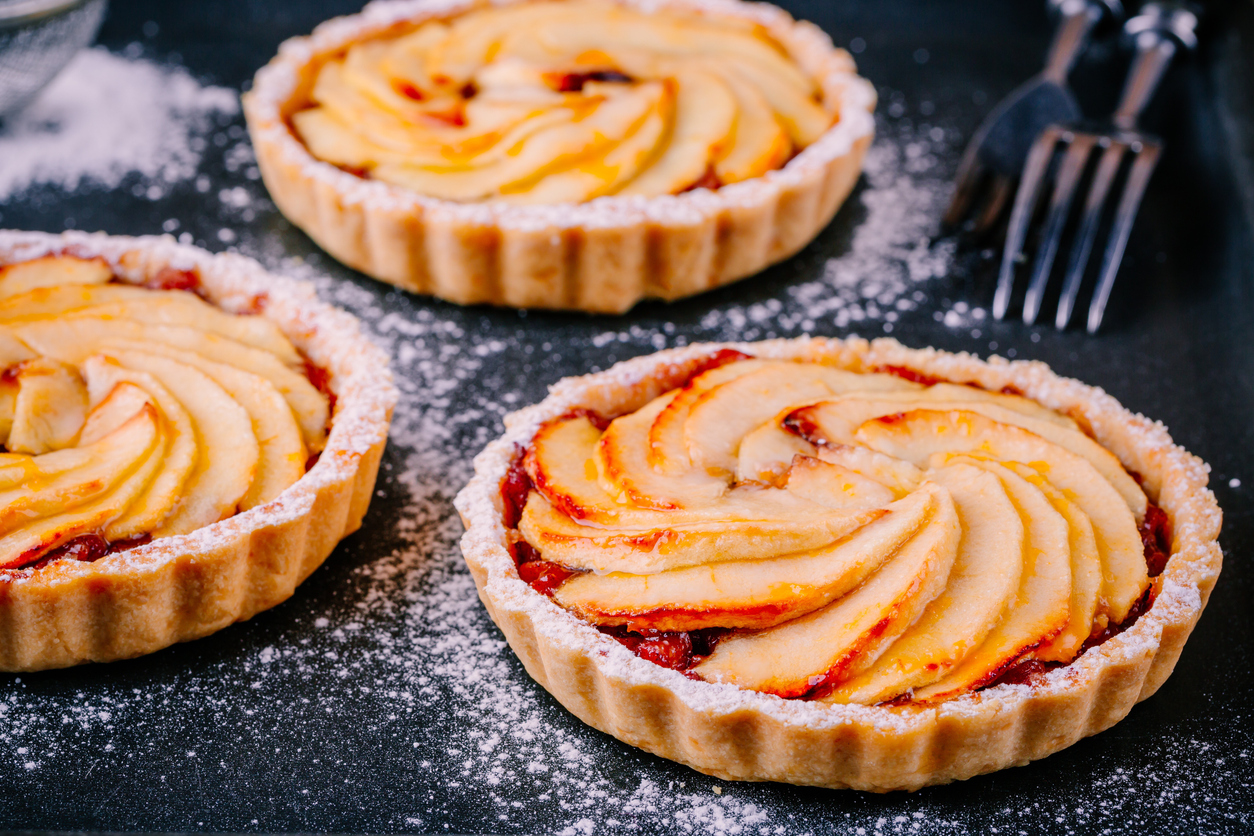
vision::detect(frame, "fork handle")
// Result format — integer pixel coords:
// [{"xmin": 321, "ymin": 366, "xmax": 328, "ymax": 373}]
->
[
  {"xmin": 1042, "ymin": 0, "xmax": 1114, "ymax": 84},
  {"xmin": 1112, "ymin": 3, "xmax": 1199, "ymax": 131}
]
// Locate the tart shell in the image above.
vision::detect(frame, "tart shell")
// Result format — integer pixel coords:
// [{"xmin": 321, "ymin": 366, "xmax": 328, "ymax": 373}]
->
[
  {"xmin": 0, "ymin": 230, "xmax": 398, "ymax": 672},
  {"xmin": 243, "ymin": 0, "xmax": 876, "ymax": 313},
  {"xmin": 454, "ymin": 337, "xmax": 1223, "ymax": 791}
]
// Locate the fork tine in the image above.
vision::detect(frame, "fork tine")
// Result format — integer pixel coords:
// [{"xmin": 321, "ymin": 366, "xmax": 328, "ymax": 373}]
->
[
  {"xmin": 1086, "ymin": 141, "xmax": 1162, "ymax": 333},
  {"xmin": 1055, "ymin": 140, "xmax": 1126, "ymax": 329},
  {"xmin": 972, "ymin": 173, "xmax": 1014, "ymax": 236},
  {"xmin": 943, "ymin": 140, "xmax": 988, "ymax": 229},
  {"xmin": 1022, "ymin": 134, "xmax": 1096, "ymax": 324},
  {"xmin": 994, "ymin": 127, "xmax": 1063, "ymax": 320}
]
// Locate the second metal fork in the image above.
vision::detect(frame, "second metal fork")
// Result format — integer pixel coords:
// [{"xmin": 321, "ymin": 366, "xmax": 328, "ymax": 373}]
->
[{"xmin": 993, "ymin": 2, "xmax": 1198, "ymax": 332}]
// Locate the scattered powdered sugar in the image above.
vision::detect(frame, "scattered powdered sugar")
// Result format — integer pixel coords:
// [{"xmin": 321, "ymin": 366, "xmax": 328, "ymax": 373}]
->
[{"xmin": 0, "ymin": 46, "xmax": 238, "ymax": 201}]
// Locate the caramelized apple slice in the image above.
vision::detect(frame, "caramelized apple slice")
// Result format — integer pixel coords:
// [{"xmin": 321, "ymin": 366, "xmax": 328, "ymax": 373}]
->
[
  {"xmin": 527, "ymin": 413, "xmax": 870, "ymax": 527},
  {"xmin": 1003, "ymin": 460, "xmax": 1103, "ymax": 660},
  {"xmin": 504, "ymin": 104, "xmax": 668, "ymax": 204},
  {"xmin": 695, "ymin": 484, "xmax": 959, "ymax": 697},
  {"xmin": 789, "ymin": 394, "xmax": 1146, "ymax": 515},
  {"xmin": 710, "ymin": 66, "xmax": 792, "ymax": 184},
  {"xmin": 375, "ymin": 83, "xmax": 666, "ymax": 201},
  {"xmin": 0, "ymin": 326, "xmax": 36, "ymax": 368},
  {"xmin": 0, "ymin": 254, "xmax": 112, "ymax": 298},
  {"xmin": 813, "ymin": 444, "xmax": 924, "ymax": 498},
  {"xmin": 597, "ymin": 390, "xmax": 725, "ymax": 509},
  {"xmin": 78, "ymin": 381, "xmax": 154, "ymax": 445},
  {"xmin": 855, "ymin": 409, "xmax": 1147, "ymax": 623},
  {"xmin": 108, "ymin": 348, "xmax": 304, "ymax": 510},
  {"xmin": 680, "ymin": 364, "xmax": 917, "ymax": 479},
  {"xmin": 513, "ymin": 14, "xmax": 828, "ymax": 145},
  {"xmin": 616, "ymin": 68, "xmax": 736, "ymax": 196},
  {"xmin": 81, "ymin": 357, "xmax": 198, "ymax": 540},
  {"xmin": 824, "ymin": 463, "xmax": 1024, "ymax": 705},
  {"xmin": 648, "ymin": 358, "xmax": 765, "ymax": 473},
  {"xmin": 0, "ymin": 284, "xmax": 301, "ymax": 366},
  {"xmin": 104, "ymin": 352, "xmax": 258, "ymax": 537},
  {"xmin": 7, "ymin": 358, "xmax": 88, "ymax": 455},
  {"xmin": 784, "ymin": 455, "xmax": 895, "ymax": 510},
  {"xmin": 910, "ymin": 459, "xmax": 1072, "ymax": 702},
  {"xmin": 531, "ymin": 412, "xmax": 691, "ymax": 523},
  {"xmin": 735, "ymin": 412, "xmax": 815, "ymax": 484},
  {"xmin": 11, "ymin": 319, "xmax": 328, "ymax": 452},
  {"xmin": 518, "ymin": 491, "xmax": 881, "ymax": 574},
  {"xmin": 554, "ymin": 487, "xmax": 932, "ymax": 631},
  {"xmin": 0, "ymin": 400, "xmax": 159, "ymax": 542},
  {"xmin": 897, "ymin": 382, "xmax": 1079, "ymax": 428}
]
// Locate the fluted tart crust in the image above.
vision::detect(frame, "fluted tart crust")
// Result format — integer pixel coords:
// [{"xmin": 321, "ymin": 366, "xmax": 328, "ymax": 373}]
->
[
  {"xmin": 243, "ymin": 0, "xmax": 875, "ymax": 312},
  {"xmin": 0, "ymin": 230, "xmax": 397, "ymax": 672},
  {"xmin": 454, "ymin": 337, "xmax": 1222, "ymax": 791}
]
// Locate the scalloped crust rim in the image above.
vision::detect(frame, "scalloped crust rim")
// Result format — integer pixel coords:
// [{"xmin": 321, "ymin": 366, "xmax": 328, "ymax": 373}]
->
[
  {"xmin": 0, "ymin": 230, "xmax": 398, "ymax": 672},
  {"xmin": 242, "ymin": 0, "xmax": 877, "ymax": 313},
  {"xmin": 453, "ymin": 336, "xmax": 1223, "ymax": 791}
]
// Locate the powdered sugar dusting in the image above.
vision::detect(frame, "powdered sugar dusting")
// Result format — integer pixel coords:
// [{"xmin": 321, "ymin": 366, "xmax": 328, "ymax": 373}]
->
[{"xmin": 0, "ymin": 47, "xmax": 237, "ymax": 202}]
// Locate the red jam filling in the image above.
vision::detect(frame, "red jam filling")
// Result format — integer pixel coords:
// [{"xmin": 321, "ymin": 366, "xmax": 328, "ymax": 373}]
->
[
  {"xmin": 595, "ymin": 625, "xmax": 725, "ymax": 676},
  {"xmin": 875, "ymin": 364, "xmax": 1024, "ymax": 396},
  {"xmin": 501, "ymin": 446, "xmax": 534, "ymax": 530},
  {"xmin": 1, "ymin": 533, "xmax": 153, "ymax": 579},
  {"xmin": 682, "ymin": 348, "xmax": 753, "ymax": 383},
  {"xmin": 392, "ymin": 79, "xmax": 426, "ymax": 101},
  {"xmin": 1140, "ymin": 502, "xmax": 1172, "ymax": 578},
  {"xmin": 681, "ymin": 167, "xmax": 724, "ymax": 193},
  {"xmin": 141, "ymin": 266, "xmax": 202, "ymax": 294},
  {"xmin": 302, "ymin": 356, "xmax": 337, "ymax": 422},
  {"xmin": 544, "ymin": 69, "xmax": 635, "ymax": 93}
]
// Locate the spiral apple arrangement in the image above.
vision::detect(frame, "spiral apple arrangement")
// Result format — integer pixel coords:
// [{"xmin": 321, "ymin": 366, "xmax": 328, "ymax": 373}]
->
[
  {"xmin": 508, "ymin": 352, "xmax": 1158, "ymax": 704},
  {"xmin": 292, "ymin": 0, "xmax": 842, "ymax": 202},
  {"xmin": 0, "ymin": 255, "xmax": 330, "ymax": 570}
]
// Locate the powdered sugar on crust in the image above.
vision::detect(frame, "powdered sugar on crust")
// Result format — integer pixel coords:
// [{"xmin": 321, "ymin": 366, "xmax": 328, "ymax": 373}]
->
[
  {"xmin": 244, "ymin": 0, "xmax": 875, "ymax": 228},
  {"xmin": 0, "ymin": 229, "xmax": 398, "ymax": 586},
  {"xmin": 455, "ymin": 337, "xmax": 1223, "ymax": 779}
]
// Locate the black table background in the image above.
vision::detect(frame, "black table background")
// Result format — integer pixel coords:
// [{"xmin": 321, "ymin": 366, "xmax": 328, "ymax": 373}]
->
[{"xmin": 1, "ymin": 0, "xmax": 1252, "ymax": 832}]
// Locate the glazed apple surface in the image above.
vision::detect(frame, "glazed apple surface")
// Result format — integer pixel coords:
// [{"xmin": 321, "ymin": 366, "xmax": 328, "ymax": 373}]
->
[
  {"xmin": 507, "ymin": 354, "xmax": 1158, "ymax": 705},
  {"xmin": 291, "ymin": 0, "xmax": 844, "ymax": 202},
  {"xmin": 0, "ymin": 255, "xmax": 331, "ymax": 570}
]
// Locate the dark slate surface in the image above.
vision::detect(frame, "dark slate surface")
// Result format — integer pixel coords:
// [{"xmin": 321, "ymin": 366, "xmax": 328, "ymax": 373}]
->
[{"xmin": 0, "ymin": 0, "xmax": 1251, "ymax": 832}]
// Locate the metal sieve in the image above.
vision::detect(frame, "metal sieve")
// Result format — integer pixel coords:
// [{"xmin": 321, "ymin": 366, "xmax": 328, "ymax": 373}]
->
[{"xmin": 0, "ymin": 0, "xmax": 107, "ymax": 121}]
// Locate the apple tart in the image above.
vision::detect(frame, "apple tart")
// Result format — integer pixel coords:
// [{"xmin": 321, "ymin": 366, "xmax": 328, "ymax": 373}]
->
[
  {"xmin": 243, "ymin": 0, "xmax": 874, "ymax": 312},
  {"xmin": 0, "ymin": 230, "xmax": 397, "ymax": 671},
  {"xmin": 455, "ymin": 338, "xmax": 1223, "ymax": 790}
]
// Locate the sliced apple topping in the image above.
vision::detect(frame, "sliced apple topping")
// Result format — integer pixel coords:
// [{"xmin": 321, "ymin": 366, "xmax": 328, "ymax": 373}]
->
[
  {"xmin": 0, "ymin": 283, "xmax": 302, "ymax": 367},
  {"xmin": 555, "ymin": 486, "xmax": 933, "ymax": 633},
  {"xmin": 519, "ymin": 489, "xmax": 882, "ymax": 575},
  {"xmin": 783, "ymin": 455, "xmax": 895, "ymax": 510},
  {"xmin": 854, "ymin": 409, "xmax": 1147, "ymax": 623},
  {"xmin": 291, "ymin": 0, "xmax": 843, "ymax": 203},
  {"xmin": 0, "ymin": 254, "xmax": 111, "ymax": 299},
  {"xmin": 510, "ymin": 354, "xmax": 1158, "ymax": 706},
  {"xmin": 908, "ymin": 459, "xmax": 1072, "ymax": 703},
  {"xmin": 6, "ymin": 358, "xmax": 89, "ymax": 455},
  {"xmin": 822, "ymin": 463, "xmax": 1025, "ymax": 704},
  {"xmin": 0, "ymin": 255, "xmax": 332, "ymax": 569},
  {"xmin": 0, "ymin": 404, "xmax": 161, "ymax": 568},
  {"xmin": 695, "ymin": 484, "xmax": 959, "ymax": 697}
]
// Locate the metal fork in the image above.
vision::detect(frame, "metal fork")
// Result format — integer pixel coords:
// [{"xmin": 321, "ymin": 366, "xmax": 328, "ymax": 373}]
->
[
  {"xmin": 943, "ymin": 0, "xmax": 1122, "ymax": 235},
  {"xmin": 994, "ymin": 2, "xmax": 1198, "ymax": 332}
]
